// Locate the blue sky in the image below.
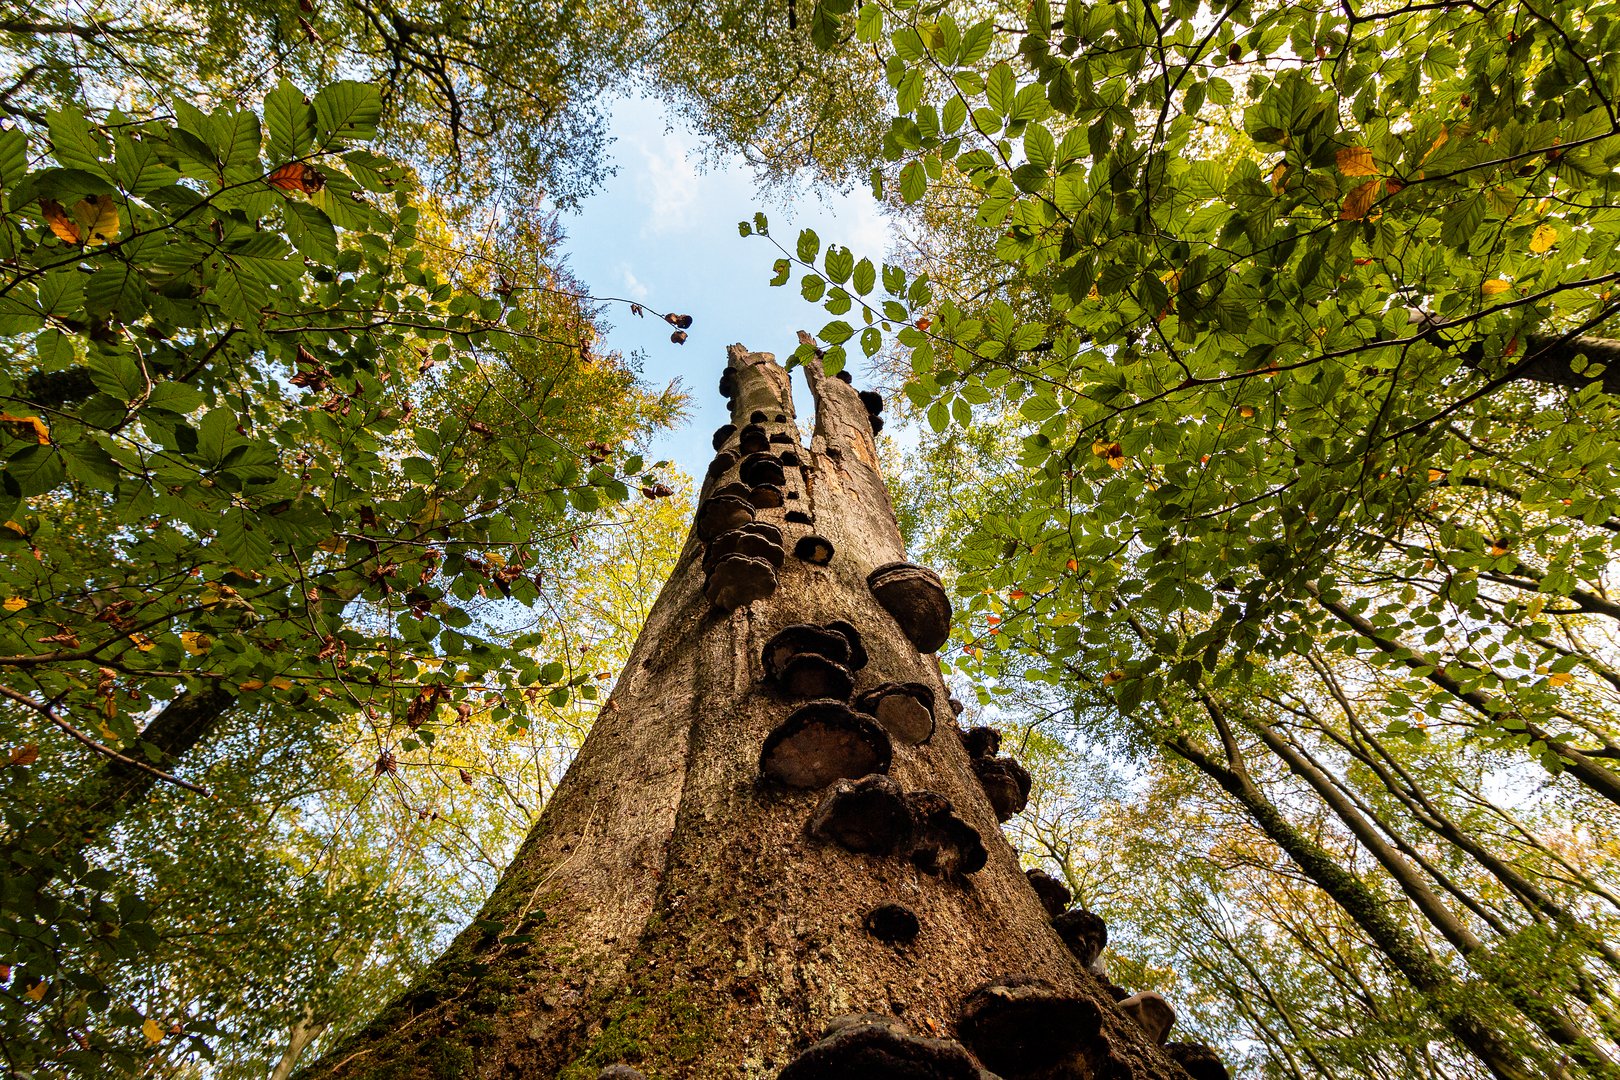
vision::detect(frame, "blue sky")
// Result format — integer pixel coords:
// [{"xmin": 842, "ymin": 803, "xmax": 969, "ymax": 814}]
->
[{"xmin": 557, "ymin": 95, "xmax": 896, "ymax": 482}]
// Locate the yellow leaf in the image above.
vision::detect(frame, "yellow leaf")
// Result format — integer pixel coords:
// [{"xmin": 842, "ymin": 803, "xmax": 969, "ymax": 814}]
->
[
  {"xmin": 1102, "ymin": 669, "xmax": 1125, "ymax": 686},
  {"xmin": 98, "ymin": 720, "xmax": 118, "ymax": 741},
  {"xmin": 1269, "ymin": 162, "xmax": 1289, "ymax": 194},
  {"xmin": 142, "ymin": 1018, "xmax": 164, "ymax": 1045},
  {"xmin": 1529, "ymin": 224, "xmax": 1557, "ymax": 254},
  {"xmin": 238, "ymin": 679, "xmax": 266, "ymax": 691},
  {"xmin": 180, "ymin": 631, "xmax": 212, "ymax": 656},
  {"xmin": 1239, "ymin": 405, "xmax": 1256, "ymax": 418},
  {"xmin": 24, "ymin": 979, "xmax": 47, "ymax": 1002},
  {"xmin": 1339, "ymin": 178, "xmax": 1381, "ymax": 221},
  {"xmin": 1481, "ymin": 279, "xmax": 1511, "ymax": 296},
  {"xmin": 1548, "ymin": 672, "xmax": 1573, "ymax": 687},
  {"xmin": 39, "ymin": 199, "xmax": 80, "ymax": 244},
  {"xmin": 1335, "ymin": 146, "xmax": 1378, "ymax": 176},
  {"xmin": 2, "ymin": 597, "xmax": 27, "ymax": 611},
  {"xmin": 127, "ymin": 632, "xmax": 154, "ymax": 652},
  {"xmin": 0, "ymin": 414, "xmax": 49, "ymax": 445},
  {"xmin": 1428, "ymin": 468, "xmax": 1447, "ymax": 482},
  {"xmin": 72, "ymin": 194, "xmax": 120, "ymax": 246},
  {"xmin": 269, "ymin": 676, "xmax": 293, "ymax": 690},
  {"xmin": 1421, "ymin": 126, "xmax": 1449, "ymax": 163}
]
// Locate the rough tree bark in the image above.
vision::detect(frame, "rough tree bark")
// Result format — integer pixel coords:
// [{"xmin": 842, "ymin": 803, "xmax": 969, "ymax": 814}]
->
[{"xmin": 298, "ymin": 345, "xmax": 1205, "ymax": 1079}]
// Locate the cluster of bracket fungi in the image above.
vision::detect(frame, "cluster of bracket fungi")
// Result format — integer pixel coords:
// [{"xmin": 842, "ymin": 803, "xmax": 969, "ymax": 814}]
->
[{"xmin": 679, "ymin": 361, "xmax": 1230, "ymax": 1080}]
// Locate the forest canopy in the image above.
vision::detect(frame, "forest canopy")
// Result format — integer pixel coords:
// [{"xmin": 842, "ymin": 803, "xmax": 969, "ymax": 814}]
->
[{"xmin": 4, "ymin": 0, "xmax": 1620, "ymax": 1077}]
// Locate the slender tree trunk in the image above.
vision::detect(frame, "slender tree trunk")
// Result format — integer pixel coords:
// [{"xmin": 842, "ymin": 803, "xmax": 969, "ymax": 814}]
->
[
  {"xmin": 271, "ymin": 1006, "xmax": 330, "ymax": 1080},
  {"xmin": 298, "ymin": 346, "xmax": 1192, "ymax": 1078}
]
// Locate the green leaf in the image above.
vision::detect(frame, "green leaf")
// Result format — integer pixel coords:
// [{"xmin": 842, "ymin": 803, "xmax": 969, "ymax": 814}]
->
[
  {"xmin": 959, "ymin": 21, "xmax": 994, "ymax": 66},
  {"xmin": 927, "ymin": 398, "xmax": 949, "ymax": 432},
  {"xmin": 900, "ymin": 160, "xmax": 926, "ymax": 203},
  {"xmin": 313, "ymin": 81, "xmax": 383, "ymax": 145},
  {"xmin": 852, "ymin": 257, "xmax": 876, "ymax": 296},
  {"xmin": 987, "ymin": 63, "xmax": 1016, "ymax": 118},
  {"xmin": 825, "ymin": 246, "xmax": 854, "ymax": 284},
  {"xmin": 284, "ymin": 201, "xmax": 338, "ymax": 263},
  {"xmin": 0, "ymin": 128, "xmax": 29, "ymax": 190},
  {"xmin": 45, "ymin": 109, "xmax": 109, "ymax": 177},
  {"xmin": 265, "ymin": 80, "xmax": 317, "ymax": 160},
  {"xmin": 819, "ymin": 319, "xmax": 854, "ymax": 344},
  {"xmin": 5, "ymin": 446, "xmax": 65, "ymax": 496},
  {"xmin": 797, "ymin": 228, "xmax": 821, "ymax": 262}
]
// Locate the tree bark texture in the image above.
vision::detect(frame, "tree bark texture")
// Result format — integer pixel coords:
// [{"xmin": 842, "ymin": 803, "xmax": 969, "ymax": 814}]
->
[{"xmin": 299, "ymin": 346, "xmax": 1196, "ymax": 1080}]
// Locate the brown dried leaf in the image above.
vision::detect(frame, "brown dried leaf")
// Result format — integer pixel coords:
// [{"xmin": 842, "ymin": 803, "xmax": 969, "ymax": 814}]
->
[
  {"xmin": 39, "ymin": 199, "xmax": 80, "ymax": 244},
  {"xmin": 1335, "ymin": 146, "xmax": 1378, "ymax": 176},
  {"xmin": 1339, "ymin": 179, "xmax": 1382, "ymax": 221},
  {"xmin": 267, "ymin": 162, "xmax": 326, "ymax": 194}
]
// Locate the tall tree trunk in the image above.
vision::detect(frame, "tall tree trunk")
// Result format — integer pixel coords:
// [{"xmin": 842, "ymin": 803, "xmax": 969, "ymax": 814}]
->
[{"xmin": 298, "ymin": 345, "xmax": 1193, "ymax": 1079}]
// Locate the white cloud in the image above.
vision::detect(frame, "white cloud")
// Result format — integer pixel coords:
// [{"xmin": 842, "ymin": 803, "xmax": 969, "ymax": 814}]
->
[
  {"xmin": 634, "ymin": 131, "xmax": 699, "ymax": 235},
  {"xmin": 620, "ymin": 265, "xmax": 649, "ymax": 301}
]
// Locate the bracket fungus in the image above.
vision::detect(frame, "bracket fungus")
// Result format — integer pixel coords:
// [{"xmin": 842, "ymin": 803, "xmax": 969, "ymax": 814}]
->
[
  {"xmin": 760, "ymin": 701, "xmax": 892, "ymax": 790},
  {"xmin": 777, "ymin": 652, "xmax": 856, "ymax": 701},
  {"xmin": 793, "ymin": 534, "xmax": 835, "ymax": 566},
  {"xmin": 905, "ymin": 790, "xmax": 987, "ymax": 876},
  {"xmin": 823, "ymin": 619, "xmax": 868, "ymax": 670},
  {"xmin": 718, "ymin": 368, "xmax": 737, "ymax": 399},
  {"xmin": 807, "ymin": 774, "xmax": 912, "ymax": 855},
  {"xmin": 740, "ymin": 452, "xmax": 788, "ymax": 488},
  {"xmin": 867, "ymin": 562, "xmax": 952, "ymax": 653},
  {"xmin": 704, "ymin": 554, "xmax": 778, "ymax": 612},
  {"xmin": 739, "ymin": 424, "xmax": 770, "ymax": 455},
  {"xmin": 957, "ymin": 980, "xmax": 1101, "ymax": 1076},
  {"xmin": 855, "ymin": 682, "xmax": 935, "ymax": 745},
  {"xmin": 750, "ymin": 484, "xmax": 786, "ymax": 509},
  {"xmin": 778, "ymin": 1018, "xmax": 980, "ymax": 1080},
  {"xmin": 972, "ymin": 757, "xmax": 1031, "ymax": 822},
  {"xmin": 779, "ymin": 448, "xmax": 802, "ymax": 467},
  {"xmin": 1165, "ymin": 1042, "xmax": 1231, "ymax": 1080},
  {"xmin": 770, "ymin": 431, "xmax": 795, "ymax": 444},
  {"xmin": 948, "ymin": 697, "xmax": 965, "ymax": 717},
  {"xmin": 863, "ymin": 903, "xmax": 921, "ymax": 945},
  {"xmin": 1117, "ymin": 992, "xmax": 1176, "ymax": 1046},
  {"xmin": 697, "ymin": 494, "xmax": 756, "ymax": 541},
  {"xmin": 714, "ymin": 480, "xmax": 754, "ymax": 503},
  {"xmin": 712, "ymin": 423, "xmax": 736, "ymax": 450},
  {"xmin": 1052, "ymin": 908, "xmax": 1107, "ymax": 971},
  {"xmin": 1024, "ymin": 868, "xmax": 1072, "ymax": 920},
  {"xmin": 835, "ymin": 369, "xmax": 854, "ymax": 384},
  {"xmin": 707, "ymin": 449, "xmax": 738, "ymax": 479},
  {"xmin": 859, "ymin": 389, "xmax": 883, "ymax": 415},
  {"xmin": 785, "ymin": 509, "xmax": 814, "ymax": 526},
  {"xmin": 750, "ymin": 410, "xmax": 768, "ymax": 423},
  {"xmin": 961, "ymin": 726, "xmax": 1001, "ymax": 761},
  {"xmin": 704, "ymin": 530, "xmax": 785, "ymax": 575},
  {"xmin": 763, "ymin": 624, "xmax": 853, "ymax": 677}
]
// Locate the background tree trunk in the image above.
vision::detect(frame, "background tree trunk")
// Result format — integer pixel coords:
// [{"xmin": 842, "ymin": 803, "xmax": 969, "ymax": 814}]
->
[{"xmin": 299, "ymin": 345, "xmax": 1191, "ymax": 1079}]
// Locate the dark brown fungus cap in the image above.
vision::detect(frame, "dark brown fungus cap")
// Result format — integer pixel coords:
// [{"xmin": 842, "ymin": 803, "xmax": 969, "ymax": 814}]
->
[
  {"xmin": 769, "ymin": 431, "xmax": 794, "ymax": 444},
  {"xmin": 712, "ymin": 424, "xmax": 736, "ymax": 451},
  {"xmin": 704, "ymin": 530, "xmax": 784, "ymax": 575},
  {"xmin": 1024, "ymin": 868, "xmax": 1072, "ymax": 920},
  {"xmin": 961, "ymin": 726, "xmax": 1000, "ymax": 760},
  {"xmin": 973, "ymin": 757, "xmax": 1031, "ymax": 822},
  {"xmin": 741, "ymin": 520, "xmax": 784, "ymax": 546},
  {"xmin": 835, "ymin": 369, "xmax": 854, "ymax": 384},
  {"xmin": 859, "ymin": 389, "xmax": 884, "ymax": 415},
  {"xmin": 807, "ymin": 774, "xmax": 911, "ymax": 855},
  {"xmin": 867, "ymin": 562, "xmax": 952, "ymax": 653},
  {"xmin": 854, "ymin": 682, "xmax": 935, "ymax": 746},
  {"xmin": 697, "ymin": 494, "xmax": 755, "ymax": 540},
  {"xmin": 863, "ymin": 903, "xmax": 920, "ymax": 944},
  {"xmin": 785, "ymin": 509, "xmax": 814, "ymax": 525},
  {"xmin": 779, "ymin": 449, "xmax": 802, "ymax": 467},
  {"xmin": 740, "ymin": 452, "xmax": 787, "ymax": 488},
  {"xmin": 823, "ymin": 620, "xmax": 868, "ymax": 671},
  {"xmin": 905, "ymin": 790, "xmax": 987, "ymax": 876},
  {"xmin": 778, "ymin": 1021, "xmax": 980, "ymax": 1080},
  {"xmin": 793, "ymin": 534, "xmax": 835, "ymax": 566},
  {"xmin": 1118, "ymin": 992, "xmax": 1176, "ymax": 1046},
  {"xmin": 760, "ymin": 701, "xmax": 891, "ymax": 790},
  {"xmin": 956, "ymin": 980, "xmax": 1101, "ymax": 1075},
  {"xmin": 762, "ymin": 625, "xmax": 851, "ymax": 679},
  {"xmin": 1052, "ymin": 908, "xmax": 1107, "ymax": 969},
  {"xmin": 719, "ymin": 368, "xmax": 737, "ymax": 399},
  {"xmin": 704, "ymin": 554, "xmax": 777, "ymax": 612},
  {"xmin": 706, "ymin": 450, "xmax": 738, "ymax": 479},
  {"xmin": 739, "ymin": 424, "xmax": 770, "ymax": 455},
  {"xmin": 751, "ymin": 410, "xmax": 768, "ymax": 423},
  {"xmin": 597, "ymin": 1068, "xmax": 647, "ymax": 1080},
  {"xmin": 714, "ymin": 480, "xmax": 753, "ymax": 503},
  {"xmin": 749, "ymin": 484, "xmax": 786, "ymax": 509},
  {"xmin": 1164, "ymin": 1042, "xmax": 1231, "ymax": 1080},
  {"xmin": 949, "ymin": 697, "xmax": 965, "ymax": 717},
  {"xmin": 869, "ymin": 413, "xmax": 885, "ymax": 436},
  {"xmin": 778, "ymin": 652, "xmax": 855, "ymax": 701}
]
